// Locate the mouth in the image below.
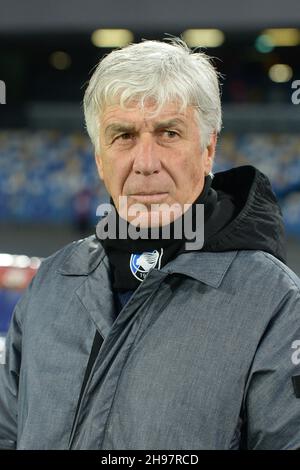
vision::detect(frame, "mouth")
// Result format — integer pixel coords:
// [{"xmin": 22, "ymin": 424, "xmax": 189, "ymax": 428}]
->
[{"xmin": 129, "ymin": 192, "xmax": 169, "ymax": 203}]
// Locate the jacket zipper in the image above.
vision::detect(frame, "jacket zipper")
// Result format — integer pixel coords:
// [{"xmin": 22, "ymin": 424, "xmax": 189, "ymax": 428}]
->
[
  {"xmin": 68, "ymin": 329, "xmax": 103, "ymax": 448},
  {"xmin": 68, "ymin": 270, "xmax": 174, "ymax": 448},
  {"xmin": 68, "ymin": 276, "xmax": 152, "ymax": 448}
]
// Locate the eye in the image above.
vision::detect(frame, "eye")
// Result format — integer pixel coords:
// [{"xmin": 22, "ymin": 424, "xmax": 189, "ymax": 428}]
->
[
  {"xmin": 166, "ymin": 130, "xmax": 178, "ymax": 137},
  {"xmin": 117, "ymin": 133, "xmax": 133, "ymax": 141},
  {"xmin": 120, "ymin": 133, "xmax": 133, "ymax": 140},
  {"xmin": 161, "ymin": 130, "xmax": 180, "ymax": 140},
  {"xmin": 112, "ymin": 133, "xmax": 135, "ymax": 143}
]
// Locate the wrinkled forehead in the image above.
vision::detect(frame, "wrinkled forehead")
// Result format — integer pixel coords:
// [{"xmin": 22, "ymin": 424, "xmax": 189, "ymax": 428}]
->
[
  {"xmin": 100, "ymin": 98, "xmax": 196, "ymax": 128},
  {"xmin": 103, "ymin": 92, "xmax": 188, "ymax": 112}
]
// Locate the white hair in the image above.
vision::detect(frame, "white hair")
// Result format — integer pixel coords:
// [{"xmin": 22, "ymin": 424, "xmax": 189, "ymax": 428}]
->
[{"xmin": 83, "ymin": 38, "xmax": 222, "ymax": 153}]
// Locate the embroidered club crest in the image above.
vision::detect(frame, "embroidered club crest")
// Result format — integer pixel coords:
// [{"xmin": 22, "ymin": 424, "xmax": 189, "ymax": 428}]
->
[{"xmin": 129, "ymin": 249, "xmax": 163, "ymax": 282}]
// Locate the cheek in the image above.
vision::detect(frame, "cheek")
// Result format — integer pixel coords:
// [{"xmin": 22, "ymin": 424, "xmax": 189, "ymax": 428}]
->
[
  {"xmin": 179, "ymin": 152, "xmax": 204, "ymax": 185},
  {"xmin": 101, "ymin": 155, "xmax": 130, "ymax": 195}
]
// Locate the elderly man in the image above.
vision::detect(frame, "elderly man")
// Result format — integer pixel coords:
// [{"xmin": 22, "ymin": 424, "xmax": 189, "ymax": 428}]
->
[{"xmin": 1, "ymin": 39, "xmax": 300, "ymax": 450}]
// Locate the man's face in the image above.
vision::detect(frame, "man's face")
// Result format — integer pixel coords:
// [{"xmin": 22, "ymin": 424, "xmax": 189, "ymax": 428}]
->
[{"xmin": 95, "ymin": 100, "xmax": 216, "ymax": 226}]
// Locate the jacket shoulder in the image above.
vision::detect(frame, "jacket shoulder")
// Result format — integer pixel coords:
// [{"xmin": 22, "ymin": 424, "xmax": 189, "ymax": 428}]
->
[
  {"xmin": 35, "ymin": 234, "xmax": 102, "ymax": 280},
  {"xmin": 234, "ymin": 249, "xmax": 300, "ymax": 293}
]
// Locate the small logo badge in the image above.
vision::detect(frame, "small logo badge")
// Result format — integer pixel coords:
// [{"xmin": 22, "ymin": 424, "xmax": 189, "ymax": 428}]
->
[{"xmin": 130, "ymin": 248, "xmax": 163, "ymax": 282}]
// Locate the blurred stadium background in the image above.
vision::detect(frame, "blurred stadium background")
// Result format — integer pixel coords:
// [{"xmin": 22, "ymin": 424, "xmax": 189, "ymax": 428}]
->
[{"xmin": 0, "ymin": 0, "xmax": 300, "ymax": 345}]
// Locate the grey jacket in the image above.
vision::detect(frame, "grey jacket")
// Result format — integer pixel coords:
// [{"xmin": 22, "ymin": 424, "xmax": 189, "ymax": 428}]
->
[{"xmin": 1, "ymin": 166, "xmax": 300, "ymax": 449}]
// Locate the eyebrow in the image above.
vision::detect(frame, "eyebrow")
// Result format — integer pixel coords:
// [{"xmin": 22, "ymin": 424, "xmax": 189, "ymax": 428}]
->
[
  {"xmin": 104, "ymin": 118, "xmax": 187, "ymax": 138},
  {"xmin": 104, "ymin": 123, "xmax": 136, "ymax": 138},
  {"xmin": 153, "ymin": 118, "xmax": 187, "ymax": 131}
]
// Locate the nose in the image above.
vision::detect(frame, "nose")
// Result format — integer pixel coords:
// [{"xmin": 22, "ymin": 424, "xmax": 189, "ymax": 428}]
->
[{"xmin": 132, "ymin": 133, "xmax": 161, "ymax": 176}]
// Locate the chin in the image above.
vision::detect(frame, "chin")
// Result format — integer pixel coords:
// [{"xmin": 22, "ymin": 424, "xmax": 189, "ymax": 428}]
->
[{"xmin": 127, "ymin": 204, "xmax": 184, "ymax": 229}]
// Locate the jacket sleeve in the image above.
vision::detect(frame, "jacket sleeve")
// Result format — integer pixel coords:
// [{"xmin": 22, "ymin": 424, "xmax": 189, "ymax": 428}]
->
[
  {"xmin": 242, "ymin": 279, "xmax": 300, "ymax": 449},
  {"xmin": 0, "ymin": 243, "xmax": 79, "ymax": 450},
  {"xmin": 0, "ymin": 301, "xmax": 22, "ymax": 449}
]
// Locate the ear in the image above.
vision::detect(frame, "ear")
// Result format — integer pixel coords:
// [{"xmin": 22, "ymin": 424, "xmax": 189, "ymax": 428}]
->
[
  {"xmin": 95, "ymin": 152, "xmax": 104, "ymax": 180},
  {"xmin": 204, "ymin": 132, "xmax": 217, "ymax": 176}
]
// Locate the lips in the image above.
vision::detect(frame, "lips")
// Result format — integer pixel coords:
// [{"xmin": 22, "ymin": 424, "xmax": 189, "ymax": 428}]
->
[
  {"xmin": 132, "ymin": 192, "xmax": 167, "ymax": 196},
  {"xmin": 129, "ymin": 192, "xmax": 168, "ymax": 203}
]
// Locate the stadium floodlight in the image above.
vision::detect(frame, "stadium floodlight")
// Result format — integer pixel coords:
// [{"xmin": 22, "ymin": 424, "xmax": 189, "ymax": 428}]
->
[
  {"xmin": 269, "ymin": 64, "xmax": 293, "ymax": 83},
  {"xmin": 182, "ymin": 29, "xmax": 225, "ymax": 48},
  {"xmin": 262, "ymin": 28, "xmax": 300, "ymax": 47},
  {"xmin": 0, "ymin": 337, "xmax": 6, "ymax": 365},
  {"xmin": 49, "ymin": 51, "xmax": 72, "ymax": 70},
  {"xmin": 255, "ymin": 34, "xmax": 274, "ymax": 53},
  {"xmin": 0, "ymin": 254, "xmax": 14, "ymax": 267},
  {"xmin": 14, "ymin": 255, "xmax": 31, "ymax": 269},
  {"xmin": 91, "ymin": 29, "xmax": 134, "ymax": 48}
]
